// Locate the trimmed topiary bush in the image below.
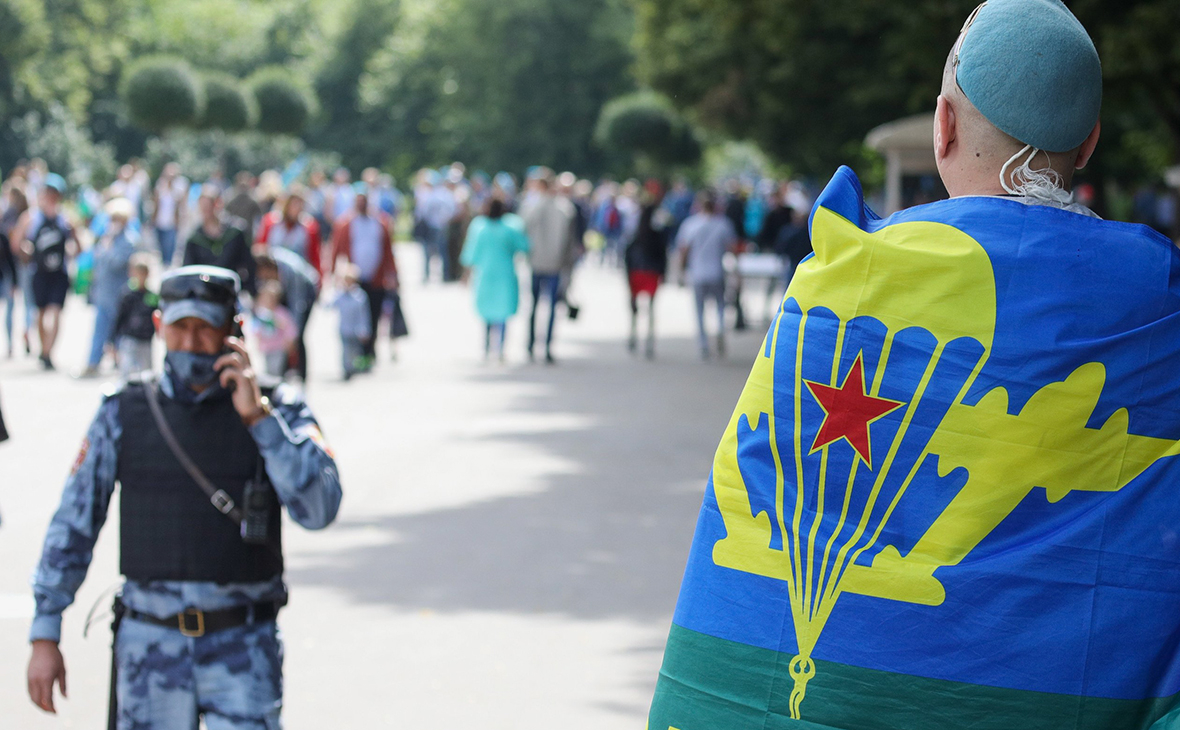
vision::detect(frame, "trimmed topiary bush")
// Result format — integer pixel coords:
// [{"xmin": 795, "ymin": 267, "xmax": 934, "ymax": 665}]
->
[
  {"xmin": 198, "ymin": 72, "xmax": 256, "ymax": 132},
  {"xmin": 249, "ymin": 67, "xmax": 315, "ymax": 136},
  {"xmin": 120, "ymin": 56, "xmax": 203, "ymax": 132},
  {"xmin": 595, "ymin": 91, "xmax": 702, "ymax": 167}
]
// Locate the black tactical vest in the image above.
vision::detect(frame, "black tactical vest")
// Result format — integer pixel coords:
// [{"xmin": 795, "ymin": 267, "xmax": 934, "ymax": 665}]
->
[{"xmin": 116, "ymin": 381, "xmax": 283, "ymax": 583}]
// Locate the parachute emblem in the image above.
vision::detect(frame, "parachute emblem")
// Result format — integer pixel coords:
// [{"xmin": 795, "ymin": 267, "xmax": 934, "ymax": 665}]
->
[{"xmin": 709, "ymin": 207, "xmax": 1180, "ymax": 719}]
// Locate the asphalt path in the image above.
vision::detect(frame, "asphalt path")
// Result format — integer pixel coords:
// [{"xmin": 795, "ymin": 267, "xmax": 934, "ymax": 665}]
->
[{"xmin": 0, "ymin": 245, "xmax": 773, "ymax": 728}]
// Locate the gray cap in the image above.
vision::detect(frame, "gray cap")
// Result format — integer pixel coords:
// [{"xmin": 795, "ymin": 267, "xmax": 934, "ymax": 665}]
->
[
  {"xmin": 158, "ymin": 265, "xmax": 240, "ymax": 327},
  {"xmin": 955, "ymin": 0, "xmax": 1102, "ymax": 153}
]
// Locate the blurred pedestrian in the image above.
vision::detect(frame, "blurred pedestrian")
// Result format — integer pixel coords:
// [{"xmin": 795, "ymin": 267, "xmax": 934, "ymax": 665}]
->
[
  {"xmin": 81, "ymin": 198, "xmax": 139, "ymax": 377},
  {"xmin": 0, "ymin": 383, "xmax": 7, "ymax": 445},
  {"xmin": 460, "ymin": 198, "xmax": 530, "ymax": 363},
  {"xmin": 330, "ymin": 184, "xmax": 397, "ymax": 365},
  {"xmin": 256, "ymin": 186, "xmax": 322, "ymax": 274},
  {"xmin": 224, "ymin": 172, "xmax": 263, "ymax": 242},
  {"xmin": 112, "ymin": 254, "xmax": 157, "ymax": 379},
  {"xmin": 12, "ymin": 173, "xmax": 77, "ymax": 370},
  {"xmin": 414, "ymin": 169, "xmax": 456, "ymax": 282},
  {"xmin": 676, "ymin": 190, "xmax": 738, "ymax": 359},
  {"xmin": 1, "ymin": 183, "xmax": 29, "ymax": 357},
  {"xmin": 625, "ymin": 184, "xmax": 671, "ymax": 359},
  {"xmin": 151, "ymin": 162, "xmax": 186, "ymax": 267},
  {"xmin": 306, "ymin": 169, "xmax": 330, "ymax": 237},
  {"xmin": 247, "ymin": 280, "xmax": 297, "ymax": 378},
  {"xmin": 332, "ymin": 264, "xmax": 371, "ymax": 380},
  {"xmin": 254, "ymin": 249, "xmax": 319, "ymax": 382},
  {"xmin": 327, "ymin": 168, "xmax": 353, "ymax": 229},
  {"xmin": 183, "ymin": 184, "xmax": 257, "ymax": 295},
  {"xmin": 520, "ymin": 174, "xmax": 575, "ymax": 364}
]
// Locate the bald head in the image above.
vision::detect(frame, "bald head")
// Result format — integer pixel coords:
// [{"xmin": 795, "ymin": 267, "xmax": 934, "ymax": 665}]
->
[{"xmin": 934, "ymin": 41, "xmax": 1101, "ymax": 199}]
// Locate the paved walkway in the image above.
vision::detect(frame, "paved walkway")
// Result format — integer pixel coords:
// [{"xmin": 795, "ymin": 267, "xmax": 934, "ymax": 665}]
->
[{"xmin": 0, "ymin": 246, "xmax": 770, "ymax": 728}]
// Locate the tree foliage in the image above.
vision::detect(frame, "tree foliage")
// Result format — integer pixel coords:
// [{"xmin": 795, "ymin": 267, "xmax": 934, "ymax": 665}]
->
[
  {"xmin": 632, "ymin": 0, "xmax": 1180, "ymax": 183},
  {"xmin": 307, "ymin": 0, "xmax": 400, "ymax": 168},
  {"xmin": 120, "ymin": 55, "xmax": 202, "ymax": 132},
  {"xmin": 249, "ymin": 66, "xmax": 313, "ymax": 136},
  {"xmin": 197, "ymin": 72, "xmax": 255, "ymax": 132},
  {"xmin": 363, "ymin": 0, "xmax": 635, "ymax": 177},
  {"xmin": 1071, "ymin": 0, "xmax": 1180, "ymax": 184},
  {"xmin": 595, "ymin": 91, "xmax": 702, "ymax": 174}
]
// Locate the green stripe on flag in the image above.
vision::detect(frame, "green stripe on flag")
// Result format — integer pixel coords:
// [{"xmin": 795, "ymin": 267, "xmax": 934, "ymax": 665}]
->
[{"xmin": 648, "ymin": 625, "xmax": 1180, "ymax": 730}]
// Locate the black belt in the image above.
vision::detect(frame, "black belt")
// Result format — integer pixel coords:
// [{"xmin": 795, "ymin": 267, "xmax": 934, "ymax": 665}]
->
[{"xmin": 123, "ymin": 602, "xmax": 278, "ymax": 638}]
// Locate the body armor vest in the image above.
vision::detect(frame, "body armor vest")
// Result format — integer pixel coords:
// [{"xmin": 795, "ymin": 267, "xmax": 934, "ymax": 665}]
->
[{"xmin": 116, "ymin": 381, "xmax": 283, "ymax": 583}]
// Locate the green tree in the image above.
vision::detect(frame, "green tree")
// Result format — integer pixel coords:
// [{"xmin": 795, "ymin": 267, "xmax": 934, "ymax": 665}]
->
[
  {"xmin": 120, "ymin": 55, "xmax": 203, "ymax": 132},
  {"xmin": 595, "ymin": 91, "xmax": 702, "ymax": 175},
  {"xmin": 198, "ymin": 72, "xmax": 255, "ymax": 132},
  {"xmin": 307, "ymin": 0, "xmax": 400, "ymax": 170},
  {"xmin": 633, "ymin": 0, "xmax": 1180, "ymax": 186},
  {"xmin": 365, "ymin": 0, "xmax": 634, "ymax": 177},
  {"xmin": 250, "ymin": 66, "xmax": 315, "ymax": 136},
  {"xmin": 1071, "ymin": 0, "xmax": 1180, "ymax": 190},
  {"xmin": 632, "ymin": 0, "xmax": 968, "ymax": 177}
]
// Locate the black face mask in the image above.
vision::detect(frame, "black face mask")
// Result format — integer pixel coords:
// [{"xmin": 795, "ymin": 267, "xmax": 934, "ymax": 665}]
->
[{"xmin": 164, "ymin": 351, "xmax": 221, "ymax": 389}]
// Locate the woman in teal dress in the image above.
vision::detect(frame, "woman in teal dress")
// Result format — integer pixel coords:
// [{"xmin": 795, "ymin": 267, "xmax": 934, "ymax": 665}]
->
[{"xmin": 460, "ymin": 198, "xmax": 530, "ymax": 361}]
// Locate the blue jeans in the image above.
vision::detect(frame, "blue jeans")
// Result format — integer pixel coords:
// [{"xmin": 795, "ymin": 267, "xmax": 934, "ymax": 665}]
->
[
  {"xmin": 115, "ymin": 617, "xmax": 283, "ymax": 730},
  {"xmin": 18, "ymin": 262, "xmax": 34, "ymax": 333},
  {"xmin": 157, "ymin": 227, "xmax": 178, "ymax": 267},
  {"xmin": 0, "ymin": 275, "xmax": 13, "ymax": 353},
  {"xmin": 88, "ymin": 304, "xmax": 116, "ymax": 368},
  {"xmin": 485, "ymin": 321, "xmax": 506, "ymax": 359},
  {"xmin": 420, "ymin": 224, "xmax": 449, "ymax": 282},
  {"xmin": 528, "ymin": 273, "xmax": 561, "ymax": 356},
  {"xmin": 693, "ymin": 280, "xmax": 727, "ymax": 353}
]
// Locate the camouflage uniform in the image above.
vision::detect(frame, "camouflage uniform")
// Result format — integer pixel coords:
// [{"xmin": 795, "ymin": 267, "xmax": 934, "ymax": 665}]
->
[{"xmin": 31, "ymin": 373, "xmax": 341, "ymax": 729}]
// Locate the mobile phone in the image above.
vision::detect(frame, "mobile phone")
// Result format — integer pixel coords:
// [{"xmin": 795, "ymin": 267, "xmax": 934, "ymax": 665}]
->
[{"xmin": 220, "ymin": 317, "xmax": 246, "ymax": 391}]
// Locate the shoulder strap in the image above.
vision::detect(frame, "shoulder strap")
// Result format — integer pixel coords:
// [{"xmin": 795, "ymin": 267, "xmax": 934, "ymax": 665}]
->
[{"xmin": 143, "ymin": 378, "xmax": 244, "ymax": 525}]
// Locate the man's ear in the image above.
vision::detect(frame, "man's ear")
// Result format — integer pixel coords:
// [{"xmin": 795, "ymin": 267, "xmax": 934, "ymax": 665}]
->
[
  {"xmin": 1074, "ymin": 120, "xmax": 1101, "ymax": 170},
  {"xmin": 934, "ymin": 95, "xmax": 956, "ymax": 162}
]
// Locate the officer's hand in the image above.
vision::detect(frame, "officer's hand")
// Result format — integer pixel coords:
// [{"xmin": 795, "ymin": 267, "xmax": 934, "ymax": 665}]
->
[
  {"xmin": 27, "ymin": 640, "xmax": 67, "ymax": 713},
  {"xmin": 214, "ymin": 337, "xmax": 265, "ymax": 425}
]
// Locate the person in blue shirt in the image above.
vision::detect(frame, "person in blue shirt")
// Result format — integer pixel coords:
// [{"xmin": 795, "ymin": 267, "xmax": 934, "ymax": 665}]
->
[
  {"xmin": 460, "ymin": 198, "xmax": 530, "ymax": 362},
  {"xmin": 81, "ymin": 197, "xmax": 139, "ymax": 377},
  {"xmin": 26, "ymin": 265, "xmax": 342, "ymax": 729}
]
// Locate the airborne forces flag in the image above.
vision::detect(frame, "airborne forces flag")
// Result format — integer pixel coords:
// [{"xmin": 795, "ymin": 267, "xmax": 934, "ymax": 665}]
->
[{"xmin": 648, "ymin": 167, "xmax": 1180, "ymax": 730}]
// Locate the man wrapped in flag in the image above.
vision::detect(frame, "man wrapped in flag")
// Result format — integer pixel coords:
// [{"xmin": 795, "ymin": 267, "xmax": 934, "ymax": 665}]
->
[{"xmin": 648, "ymin": 2, "xmax": 1180, "ymax": 729}]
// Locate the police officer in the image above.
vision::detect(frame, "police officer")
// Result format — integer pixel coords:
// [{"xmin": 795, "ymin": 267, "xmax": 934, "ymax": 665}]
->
[{"xmin": 26, "ymin": 265, "xmax": 342, "ymax": 729}]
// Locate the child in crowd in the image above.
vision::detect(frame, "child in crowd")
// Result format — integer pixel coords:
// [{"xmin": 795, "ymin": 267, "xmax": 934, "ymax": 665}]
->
[
  {"xmin": 332, "ymin": 264, "xmax": 371, "ymax": 381},
  {"xmin": 112, "ymin": 254, "xmax": 157, "ymax": 379},
  {"xmin": 247, "ymin": 280, "xmax": 297, "ymax": 378}
]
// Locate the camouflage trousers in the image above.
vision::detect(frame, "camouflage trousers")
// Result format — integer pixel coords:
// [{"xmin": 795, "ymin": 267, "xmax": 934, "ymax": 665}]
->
[{"xmin": 115, "ymin": 616, "xmax": 283, "ymax": 730}]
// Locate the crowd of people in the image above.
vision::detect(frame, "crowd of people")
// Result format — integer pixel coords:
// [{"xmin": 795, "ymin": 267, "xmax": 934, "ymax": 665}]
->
[{"xmin": 0, "ymin": 156, "xmax": 820, "ymax": 379}]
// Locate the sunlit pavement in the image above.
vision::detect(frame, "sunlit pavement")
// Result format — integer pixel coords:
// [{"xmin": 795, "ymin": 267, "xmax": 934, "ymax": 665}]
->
[{"xmin": 0, "ymin": 245, "xmax": 773, "ymax": 728}]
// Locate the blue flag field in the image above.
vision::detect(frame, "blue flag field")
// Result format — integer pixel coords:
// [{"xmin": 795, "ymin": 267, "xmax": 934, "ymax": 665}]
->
[{"xmin": 648, "ymin": 167, "xmax": 1180, "ymax": 730}]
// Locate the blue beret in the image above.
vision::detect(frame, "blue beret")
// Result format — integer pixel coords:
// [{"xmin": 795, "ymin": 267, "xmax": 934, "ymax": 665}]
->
[
  {"xmin": 43, "ymin": 173, "xmax": 67, "ymax": 195},
  {"xmin": 955, "ymin": 0, "xmax": 1101, "ymax": 153}
]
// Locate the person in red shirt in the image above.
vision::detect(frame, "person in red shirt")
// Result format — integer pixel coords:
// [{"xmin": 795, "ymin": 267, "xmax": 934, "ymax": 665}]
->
[
  {"xmin": 330, "ymin": 184, "xmax": 398, "ymax": 365},
  {"xmin": 255, "ymin": 186, "xmax": 322, "ymax": 274}
]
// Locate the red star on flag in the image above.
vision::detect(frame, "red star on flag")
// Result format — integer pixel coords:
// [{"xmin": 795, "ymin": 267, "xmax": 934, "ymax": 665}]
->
[{"xmin": 804, "ymin": 355, "xmax": 903, "ymax": 468}]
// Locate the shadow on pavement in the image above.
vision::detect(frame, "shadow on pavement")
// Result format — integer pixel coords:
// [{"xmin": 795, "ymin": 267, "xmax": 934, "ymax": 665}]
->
[{"xmin": 287, "ymin": 332, "xmax": 762, "ymax": 623}]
